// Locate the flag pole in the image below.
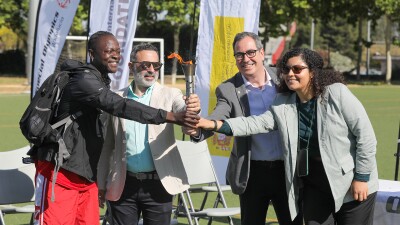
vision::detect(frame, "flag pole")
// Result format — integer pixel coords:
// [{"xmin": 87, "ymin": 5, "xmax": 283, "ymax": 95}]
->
[
  {"xmin": 86, "ymin": 0, "xmax": 92, "ymax": 63},
  {"xmin": 29, "ymin": 0, "xmax": 43, "ymax": 99},
  {"xmin": 394, "ymin": 121, "xmax": 400, "ymax": 181},
  {"xmin": 182, "ymin": 0, "xmax": 197, "ymax": 141},
  {"xmin": 188, "ymin": 0, "xmax": 197, "ymax": 62}
]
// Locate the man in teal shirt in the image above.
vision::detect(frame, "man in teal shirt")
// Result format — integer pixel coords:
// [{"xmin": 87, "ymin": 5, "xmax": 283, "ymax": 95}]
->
[
  {"xmin": 125, "ymin": 79, "xmax": 156, "ymax": 173},
  {"xmin": 97, "ymin": 43, "xmax": 200, "ymax": 225}
]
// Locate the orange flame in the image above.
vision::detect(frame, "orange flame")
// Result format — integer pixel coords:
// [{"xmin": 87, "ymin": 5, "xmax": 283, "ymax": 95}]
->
[{"xmin": 167, "ymin": 53, "xmax": 193, "ymax": 64}]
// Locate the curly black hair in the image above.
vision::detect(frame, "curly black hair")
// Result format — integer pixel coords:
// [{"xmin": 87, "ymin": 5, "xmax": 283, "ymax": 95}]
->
[{"xmin": 276, "ymin": 48, "xmax": 345, "ymax": 96}]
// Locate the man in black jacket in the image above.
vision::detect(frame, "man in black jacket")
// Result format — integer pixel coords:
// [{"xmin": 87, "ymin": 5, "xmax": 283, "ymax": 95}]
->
[{"xmin": 32, "ymin": 31, "xmax": 198, "ymax": 225}]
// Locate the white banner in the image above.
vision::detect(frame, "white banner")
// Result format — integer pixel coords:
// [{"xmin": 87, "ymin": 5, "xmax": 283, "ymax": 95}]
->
[
  {"xmin": 32, "ymin": 0, "xmax": 80, "ymax": 96},
  {"xmin": 195, "ymin": 0, "xmax": 261, "ymax": 183},
  {"xmin": 89, "ymin": 0, "xmax": 140, "ymax": 91},
  {"xmin": 373, "ymin": 179, "xmax": 400, "ymax": 225}
]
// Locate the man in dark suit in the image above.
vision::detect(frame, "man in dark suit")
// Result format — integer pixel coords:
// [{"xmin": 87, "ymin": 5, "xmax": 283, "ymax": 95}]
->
[{"xmin": 185, "ymin": 32, "xmax": 302, "ymax": 225}]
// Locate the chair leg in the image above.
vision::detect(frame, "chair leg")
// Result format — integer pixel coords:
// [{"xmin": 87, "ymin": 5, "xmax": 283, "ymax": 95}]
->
[
  {"xmin": 199, "ymin": 192, "xmax": 209, "ymax": 210},
  {"xmin": 173, "ymin": 194, "xmax": 187, "ymax": 220},
  {"xmin": 179, "ymin": 193, "xmax": 194, "ymax": 225},
  {"xmin": 207, "ymin": 217, "xmax": 213, "ymax": 225},
  {"xmin": 185, "ymin": 190, "xmax": 200, "ymax": 225},
  {"xmin": 212, "ymin": 194, "xmax": 221, "ymax": 208},
  {"xmin": 213, "ymin": 194, "xmax": 235, "ymax": 225},
  {"xmin": 172, "ymin": 195, "xmax": 181, "ymax": 220},
  {"xmin": 0, "ymin": 211, "xmax": 5, "ymax": 225},
  {"xmin": 30, "ymin": 213, "xmax": 34, "ymax": 225},
  {"xmin": 205, "ymin": 193, "xmax": 222, "ymax": 225},
  {"xmin": 228, "ymin": 216, "xmax": 235, "ymax": 225}
]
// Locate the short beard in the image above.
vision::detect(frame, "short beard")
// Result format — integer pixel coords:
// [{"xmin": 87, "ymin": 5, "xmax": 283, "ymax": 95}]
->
[{"xmin": 133, "ymin": 72, "xmax": 158, "ymax": 88}]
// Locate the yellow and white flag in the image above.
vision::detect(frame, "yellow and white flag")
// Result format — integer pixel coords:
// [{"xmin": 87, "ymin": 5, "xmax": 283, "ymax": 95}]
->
[{"xmin": 195, "ymin": 0, "xmax": 261, "ymax": 182}]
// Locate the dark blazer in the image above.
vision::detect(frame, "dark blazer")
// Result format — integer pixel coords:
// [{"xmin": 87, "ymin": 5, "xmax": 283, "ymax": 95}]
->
[{"xmin": 194, "ymin": 66, "xmax": 278, "ymax": 194}]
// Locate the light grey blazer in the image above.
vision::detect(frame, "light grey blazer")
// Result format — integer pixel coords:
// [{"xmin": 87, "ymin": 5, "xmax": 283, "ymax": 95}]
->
[
  {"xmin": 226, "ymin": 83, "xmax": 379, "ymax": 220},
  {"xmin": 193, "ymin": 67, "xmax": 279, "ymax": 195},
  {"xmin": 97, "ymin": 82, "xmax": 189, "ymax": 201}
]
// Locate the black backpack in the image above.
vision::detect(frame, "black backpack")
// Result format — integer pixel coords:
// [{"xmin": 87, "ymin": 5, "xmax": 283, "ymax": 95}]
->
[{"xmin": 19, "ymin": 70, "xmax": 81, "ymax": 201}]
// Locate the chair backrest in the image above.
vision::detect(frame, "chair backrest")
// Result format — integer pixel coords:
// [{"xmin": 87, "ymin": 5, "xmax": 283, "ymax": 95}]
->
[
  {"xmin": 175, "ymin": 140, "xmax": 217, "ymax": 186},
  {"xmin": 175, "ymin": 140, "xmax": 238, "ymax": 225},
  {"xmin": 0, "ymin": 146, "xmax": 36, "ymax": 204}
]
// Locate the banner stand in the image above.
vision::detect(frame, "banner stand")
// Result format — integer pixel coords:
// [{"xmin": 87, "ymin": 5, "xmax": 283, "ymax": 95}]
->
[{"xmin": 394, "ymin": 121, "xmax": 400, "ymax": 181}]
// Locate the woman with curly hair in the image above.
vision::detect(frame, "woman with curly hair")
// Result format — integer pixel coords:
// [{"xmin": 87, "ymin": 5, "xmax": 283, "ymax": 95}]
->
[{"xmin": 194, "ymin": 48, "xmax": 378, "ymax": 225}]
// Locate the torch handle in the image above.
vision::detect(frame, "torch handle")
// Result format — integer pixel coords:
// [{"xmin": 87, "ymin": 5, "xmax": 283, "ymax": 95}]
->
[
  {"xmin": 181, "ymin": 64, "xmax": 196, "ymax": 97},
  {"xmin": 185, "ymin": 74, "xmax": 194, "ymax": 97}
]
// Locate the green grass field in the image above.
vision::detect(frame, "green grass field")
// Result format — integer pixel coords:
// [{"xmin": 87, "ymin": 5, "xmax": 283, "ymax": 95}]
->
[{"xmin": 0, "ymin": 84, "xmax": 399, "ymax": 224}]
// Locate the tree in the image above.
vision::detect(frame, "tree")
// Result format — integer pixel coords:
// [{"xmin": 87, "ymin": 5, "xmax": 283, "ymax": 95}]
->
[
  {"xmin": 319, "ymin": 16, "xmax": 359, "ymax": 64},
  {"xmin": 70, "ymin": 0, "xmax": 89, "ymax": 35},
  {"xmin": 376, "ymin": 0, "xmax": 400, "ymax": 84},
  {"xmin": 143, "ymin": 0, "xmax": 199, "ymax": 81},
  {"xmin": 0, "ymin": 0, "xmax": 89, "ymax": 50},
  {"xmin": 0, "ymin": 0, "xmax": 29, "ymax": 49},
  {"xmin": 345, "ymin": 0, "xmax": 382, "ymax": 80},
  {"xmin": 304, "ymin": 0, "xmax": 382, "ymax": 80},
  {"xmin": 259, "ymin": 0, "xmax": 310, "ymax": 42}
]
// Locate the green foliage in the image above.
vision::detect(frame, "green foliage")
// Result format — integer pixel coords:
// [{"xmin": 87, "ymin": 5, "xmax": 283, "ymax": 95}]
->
[
  {"xmin": 393, "ymin": 37, "xmax": 400, "ymax": 47},
  {"xmin": 145, "ymin": 0, "xmax": 199, "ymax": 28},
  {"xmin": 70, "ymin": 1, "xmax": 89, "ymax": 35},
  {"xmin": 290, "ymin": 18, "xmax": 359, "ymax": 61},
  {"xmin": 319, "ymin": 16, "xmax": 360, "ymax": 59},
  {"xmin": 376, "ymin": 0, "xmax": 400, "ymax": 19},
  {"xmin": 291, "ymin": 0, "xmax": 310, "ymax": 9},
  {"xmin": 375, "ymin": 0, "xmax": 400, "ymax": 82},
  {"xmin": 139, "ymin": 0, "xmax": 200, "ymax": 73},
  {"xmin": 0, "ymin": 26, "xmax": 18, "ymax": 50},
  {"xmin": 343, "ymin": 0, "xmax": 382, "ymax": 24},
  {"xmin": 259, "ymin": 0, "xmax": 311, "ymax": 40},
  {"xmin": 0, "ymin": 0, "xmax": 399, "ymax": 81},
  {"xmin": 0, "ymin": 0, "xmax": 29, "ymax": 48},
  {"xmin": 329, "ymin": 51, "xmax": 355, "ymax": 72}
]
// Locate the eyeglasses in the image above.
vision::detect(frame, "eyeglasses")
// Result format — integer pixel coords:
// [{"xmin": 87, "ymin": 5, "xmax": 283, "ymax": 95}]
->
[
  {"xmin": 233, "ymin": 49, "xmax": 259, "ymax": 60},
  {"xmin": 132, "ymin": 61, "xmax": 163, "ymax": 71},
  {"xmin": 282, "ymin": 65, "xmax": 308, "ymax": 74}
]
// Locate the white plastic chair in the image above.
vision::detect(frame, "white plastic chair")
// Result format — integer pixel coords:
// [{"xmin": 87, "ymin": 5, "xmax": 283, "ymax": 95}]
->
[
  {"xmin": 0, "ymin": 146, "xmax": 35, "ymax": 225},
  {"xmin": 175, "ymin": 140, "xmax": 240, "ymax": 225}
]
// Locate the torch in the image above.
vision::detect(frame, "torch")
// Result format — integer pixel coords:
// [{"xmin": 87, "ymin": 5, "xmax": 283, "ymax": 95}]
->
[
  {"xmin": 181, "ymin": 63, "xmax": 196, "ymax": 97},
  {"xmin": 167, "ymin": 53, "xmax": 195, "ymax": 97}
]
